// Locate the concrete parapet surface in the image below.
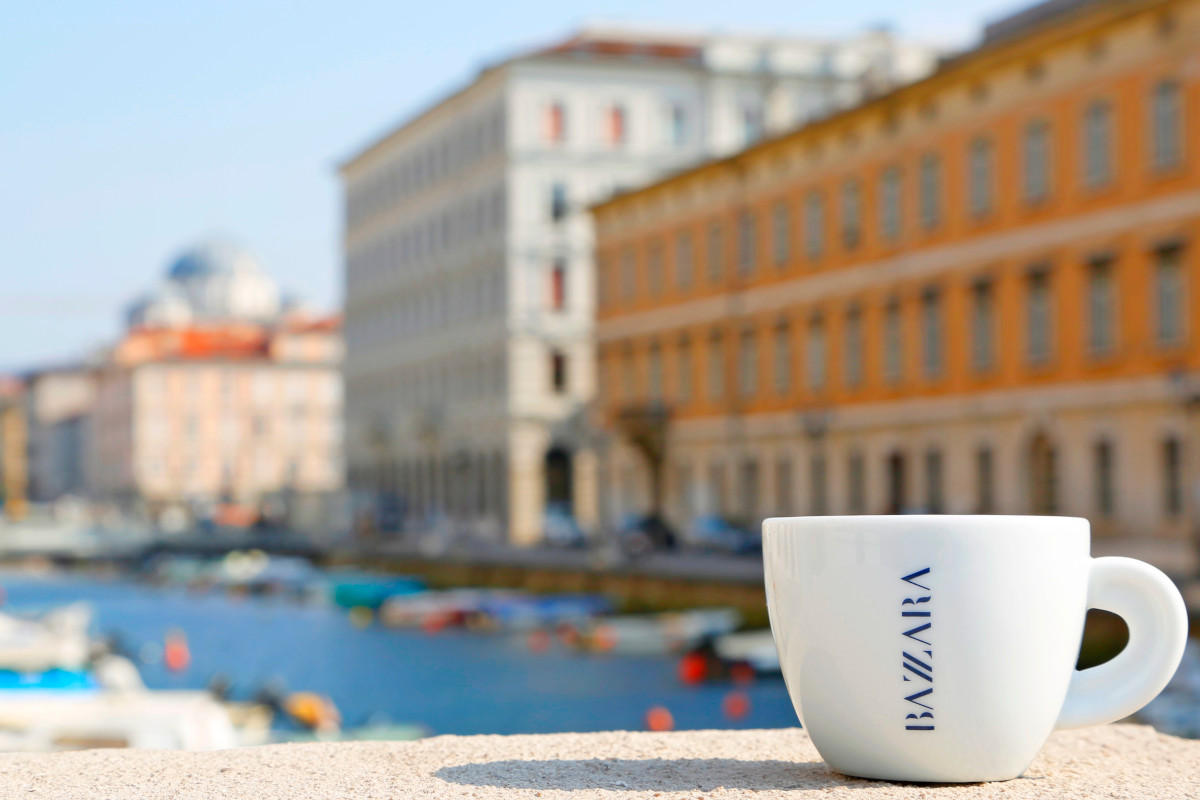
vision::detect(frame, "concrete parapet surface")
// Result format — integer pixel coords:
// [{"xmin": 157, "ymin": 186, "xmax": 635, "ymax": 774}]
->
[{"xmin": 0, "ymin": 724, "xmax": 1194, "ymax": 799}]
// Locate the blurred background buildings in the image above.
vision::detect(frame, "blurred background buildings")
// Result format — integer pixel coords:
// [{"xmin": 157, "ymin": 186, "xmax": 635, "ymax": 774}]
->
[
  {"xmin": 2, "ymin": 0, "xmax": 1197, "ymax": 555},
  {"xmin": 1, "ymin": 240, "xmax": 344, "ymax": 536},
  {"xmin": 340, "ymin": 25, "xmax": 939, "ymax": 543},
  {"xmin": 595, "ymin": 0, "xmax": 1200, "ymax": 542}
]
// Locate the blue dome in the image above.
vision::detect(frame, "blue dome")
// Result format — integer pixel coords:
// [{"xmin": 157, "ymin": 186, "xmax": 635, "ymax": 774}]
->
[{"xmin": 167, "ymin": 239, "xmax": 264, "ymax": 281}]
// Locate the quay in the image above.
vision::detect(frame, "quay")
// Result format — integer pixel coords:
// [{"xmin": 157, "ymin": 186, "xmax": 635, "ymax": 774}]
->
[{"xmin": 0, "ymin": 724, "xmax": 1193, "ymax": 799}]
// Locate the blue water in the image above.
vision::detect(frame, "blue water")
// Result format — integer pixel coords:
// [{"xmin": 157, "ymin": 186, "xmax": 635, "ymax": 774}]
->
[{"xmin": 0, "ymin": 570, "xmax": 798, "ymax": 736}]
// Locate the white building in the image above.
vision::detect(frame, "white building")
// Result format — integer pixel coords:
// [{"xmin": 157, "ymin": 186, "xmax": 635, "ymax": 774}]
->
[{"xmin": 340, "ymin": 26, "xmax": 939, "ymax": 544}]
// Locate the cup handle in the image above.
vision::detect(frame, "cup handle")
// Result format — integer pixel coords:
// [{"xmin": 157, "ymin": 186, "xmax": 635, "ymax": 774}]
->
[{"xmin": 1055, "ymin": 557, "xmax": 1189, "ymax": 729}]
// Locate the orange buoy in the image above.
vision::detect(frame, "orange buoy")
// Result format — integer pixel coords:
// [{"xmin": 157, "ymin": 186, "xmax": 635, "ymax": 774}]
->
[
  {"xmin": 285, "ymin": 691, "xmax": 342, "ymax": 732},
  {"xmin": 677, "ymin": 651, "xmax": 708, "ymax": 685},
  {"xmin": 555, "ymin": 622, "xmax": 580, "ymax": 648},
  {"xmin": 722, "ymin": 690, "xmax": 751, "ymax": 720},
  {"xmin": 526, "ymin": 629, "xmax": 551, "ymax": 653},
  {"xmin": 645, "ymin": 705, "xmax": 675, "ymax": 732},
  {"xmin": 163, "ymin": 629, "xmax": 191, "ymax": 673},
  {"xmin": 590, "ymin": 623, "xmax": 618, "ymax": 653}
]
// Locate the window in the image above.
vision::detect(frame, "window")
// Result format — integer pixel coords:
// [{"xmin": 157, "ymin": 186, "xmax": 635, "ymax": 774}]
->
[
  {"xmin": 608, "ymin": 103, "xmax": 627, "ymax": 145},
  {"xmin": 676, "ymin": 461, "xmax": 695, "ymax": 517},
  {"xmin": 925, "ymin": 448, "xmax": 944, "ymax": 513},
  {"xmin": 549, "ymin": 259, "xmax": 567, "ymax": 311},
  {"xmin": 773, "ymin": 321, "xmax": 791, "ymax": 395},
  {"xmin": 648, "ymin": 241, "xmax": 664, "ymax": 296},
  {"xmin": 1152, "ymin": 80, "xmax": 1183, "ymax": 169},
  {"xmin": 1155, "ymin": 246, "xmax": 1185, "ymax": 346},
  {"xmin": 810, "ymin": 452, "xmax": 828, "ymax": 515},
  {"xmin": 677, "ymin": 336, "xmax": 693, "ymax": 401},
  {"xmin": 1087, "ymin": 257, "xmax": 1116, "ymax": 356},
  {"xmin": 805, "ymin": 191, "xmax": 825, "ymax": 260},
  {"xmin": 742, "ymin": 103, "xmax": 763, "ymax": 144},
  {"xmin": 969, "ymin": 137, "xmax": 995, "ymax": 217},
  {"xmin": 1027, "ymin": 270, "xmax": 1053, "ymax": 365},
  {"xmin": 880, "ymin": 166, "xmax": 902, "ymax": 242},
  {"xmin": 707, "ymin": 223, "xmax": 724, "ymax": 283},
  {"xmin": 975, "ymin": 446, "xmax": 994, "ymax": 513},
  {"xmin": 772, "ymin": 202, "xmax": 790, "ymax": 266},
  {"xmin": 841, "ymin": 179, "xmax": 862, "ymax": 249},
  {"xmin": 1083, "ymin": 101, "xmax": 1114, "ymax": 188},
  {"xmin": 709, "ymin": 461, "xmax": 727, "ymax": 515},
  {"xmin": 550, "ymin": 350, "xmax": 568, "ymax": 394},
  {"xmin": 971, "ymin": 280, "xmax": 995, "ymax": 372},
  {"xmin": 775, "ymin": 457, "xmax": 793, "ymax": 515},
  {"xmin": 1163, "ymin": 437, "xmax": 1183, "ymax": 515},
  {"xmin": 545, "ymin": 102, "xmax": 566, "ymax": 143},
  {"xmin": 919, "ymin": 154, "xmax": 942, "ymax": 231},
  {"xmin": 621, "ymin": 345, "xmax": 635, "ymax": 400},
  {"xmin": 806, "ymin": 315, "xmax": 827, "ymax": 391},
  {"xmin": 620, "ymin": 249, "xmax": 636, "ymax": 300},
  {"xmin": 737, "ymin": 211, "xmax": 757, "ymax": 276},
  {"xmin": 848, "ymin": 450, "xmax": 866, "ymax": 514},
  {"xmin": 550, "ymin": 182, "xmax": 568, "ymax": 221},
  {"xmin": 1024, "ymin": 119, "xmax": 1052, "ymax": 202},
  {"xmin": 739, "ymin": 458, "xmax": 760, "ymax": 520},
  {"xmin": 921, "ymin": 288, "xmax": 944, "ymax": 379},
  {"xmin": 669, "ymin": 102, "xmax": 688, "ymax": 147},
  {"xmin": 1094, "ymin": 439, "xmax": 1115, "ymax": 516},
  {"xmin": 884, "ymin": 299, "xmax": 904, "ymax": 384},
  {"xmin": 648, "ymin": 341, "xmax": 663, "ymax": 400},
  {"xmin": 738, "ymin": 327, "xmax": 757, "ymax": 397},
  {"xmin": 707, "ymin": 331, "xmax": 725, "ymax": 399},
  {"xmin": 844, "ymin": 305, "xmax": 864, "ymax": 388},
  {"xmin": 675, "ymin": 231, "xmax": 694, "ymax": 290}
]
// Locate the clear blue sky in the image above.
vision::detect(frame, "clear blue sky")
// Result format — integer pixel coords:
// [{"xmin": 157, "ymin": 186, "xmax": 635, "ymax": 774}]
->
[{"xmin": 1, "ymin": 0, "xmax": 1014, "ymax": 372}]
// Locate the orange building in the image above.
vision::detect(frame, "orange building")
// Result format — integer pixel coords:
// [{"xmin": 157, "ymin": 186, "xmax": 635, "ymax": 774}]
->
[{"xmin": 593, "ymin": 0, "xmax": 1200, "ymax": 540}]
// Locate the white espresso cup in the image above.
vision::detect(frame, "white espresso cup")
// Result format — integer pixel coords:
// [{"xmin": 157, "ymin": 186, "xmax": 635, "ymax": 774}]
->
[{"xmin": 763, "ymin": 515, "xmax": 1188, "ymax": 783}]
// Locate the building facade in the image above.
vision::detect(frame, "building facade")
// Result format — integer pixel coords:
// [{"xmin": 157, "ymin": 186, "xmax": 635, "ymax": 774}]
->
[
  {"xmin": 0, "ymin": 378, "xmax": 28, "ymax": 520},
  {"xmin": 340, "ymin": 26, "xmax": 938, "ymax": 543},
  {"xmin": 88, "ymin": 241, "xmax": 344, "ymax": 531},
  {"xmin": 594, "ymin": 0, "xmax": 1200, "ymax": 540},
  {"xmin": 23, "ymin": 366, "xmax": 96, "ymax": 504}
]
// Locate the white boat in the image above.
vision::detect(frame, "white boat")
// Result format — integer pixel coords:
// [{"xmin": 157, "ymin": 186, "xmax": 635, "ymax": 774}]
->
[
  {"xmin": 0, "ymin": 603, "xmax": 92, "ymax": 673},
  {"xmin": 0, "ymin": 690, "xmax": 241, "ymax": 751},
  {"xmin": 714, "ymin": 629, "xmax": 781, "ymax": 672},
  {"xmin": 577, "ymin": 608, "xmax": 743, "ymax": 655},
  {"xmin": 0, "ymin": 603, "xmax": 253, "ymax": 752}
]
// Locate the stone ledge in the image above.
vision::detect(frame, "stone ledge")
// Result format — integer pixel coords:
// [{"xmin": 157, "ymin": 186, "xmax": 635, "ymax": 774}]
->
[{"xmin": 0, "ymin": 724, "xmax": 1194, "ymax": 799}]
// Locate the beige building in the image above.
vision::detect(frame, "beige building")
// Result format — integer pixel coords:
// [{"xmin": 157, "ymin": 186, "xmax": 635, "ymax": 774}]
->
[
  {"xmin": 88, "ymin": 241, "xmax": 344, "ymax": 530},
  {"xmin": 23, "ymin": 366, "xmax": 96, "ymax": 504}
]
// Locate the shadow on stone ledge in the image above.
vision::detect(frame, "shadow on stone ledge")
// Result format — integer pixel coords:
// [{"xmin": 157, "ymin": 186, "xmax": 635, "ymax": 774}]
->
[{"xmin": 436, "ymin": 757, "xmax": 857, "ymax": 792}]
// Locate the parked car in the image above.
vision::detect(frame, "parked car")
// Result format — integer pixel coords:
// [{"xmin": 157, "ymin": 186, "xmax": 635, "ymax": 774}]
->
[
  {"xmin": 683, "ymin": 515, "xmax": 760, "ymax": 555},
  {"xmin": 616, "ymin": 514, "xmax": 677, "ymax": 557},
  {"xmin": 543, "ymin": 502, "xmax": 588, "ymax": 548}
]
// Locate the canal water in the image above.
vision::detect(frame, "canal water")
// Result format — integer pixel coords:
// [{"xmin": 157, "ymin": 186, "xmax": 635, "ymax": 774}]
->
[{"xmin": 0, "ymin": 569, "xmax": 798, "ymax": 736}]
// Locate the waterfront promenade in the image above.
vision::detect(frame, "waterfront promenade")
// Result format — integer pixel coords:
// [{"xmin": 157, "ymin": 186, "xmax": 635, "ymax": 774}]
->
[{"xmin": 0, "ymin": 724, "xmax": 1194, "ymax": 799}]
